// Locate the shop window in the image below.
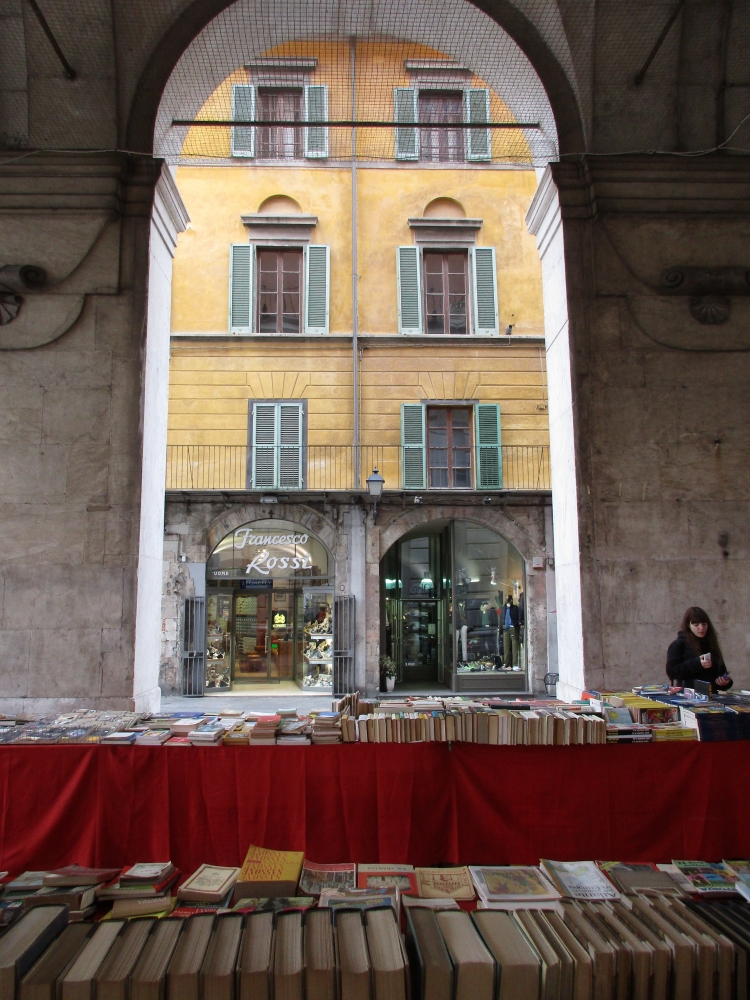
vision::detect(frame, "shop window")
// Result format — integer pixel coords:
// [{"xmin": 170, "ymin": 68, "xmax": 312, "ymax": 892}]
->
[
  {"xmin": 401, "ymin": 402, "xmax": 502, "ymax": 490},
  {"xmin": 248, "ymin": 401, "xmax": 305, "ymax": 489},
  {"xmin": 231, "ymin": 83, "xmax": 328, "ymax": 159},
  {"xmin": 423, "ymin": 251, "xmax": 468, "ymax": 335},
  {"xmin": 229, "ymin": 244, "xmax": 329, "ymax": 334},
  {"xmin": 396, "ymin": 245, "xmax": 498, "ymax": 335},
  {"xmin": 393, "ymin": 86, "xmax": 490, "ymax": 162}
]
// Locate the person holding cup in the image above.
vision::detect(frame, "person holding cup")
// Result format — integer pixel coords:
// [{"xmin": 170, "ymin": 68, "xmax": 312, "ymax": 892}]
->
[{"xmin": 666, "ymin": 606, "xmax": 733, "ymax": 690}]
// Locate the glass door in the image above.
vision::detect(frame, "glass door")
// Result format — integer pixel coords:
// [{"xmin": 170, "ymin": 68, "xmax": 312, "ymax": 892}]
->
[
  {"xmin": 269, "ymin": 587, "xmax": 295, "ymax": 681},
  {"xmin": 401, "ymin": 600, "xmax": 439, "ymax": 682},
  {"xmin": 232, "ymin": 589, "xmax": 273, "ymax": 682}
]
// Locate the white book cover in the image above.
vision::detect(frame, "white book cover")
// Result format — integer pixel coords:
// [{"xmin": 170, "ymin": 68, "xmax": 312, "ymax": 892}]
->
[{"xmin": 541, "ymin": 860, "xmax": 621, "ymax": 900}]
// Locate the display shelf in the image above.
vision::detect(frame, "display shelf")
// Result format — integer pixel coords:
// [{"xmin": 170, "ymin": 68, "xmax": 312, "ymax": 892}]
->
[{"xmin": 304, "ymin": 632, "xmax": 333, "ymax": 639}]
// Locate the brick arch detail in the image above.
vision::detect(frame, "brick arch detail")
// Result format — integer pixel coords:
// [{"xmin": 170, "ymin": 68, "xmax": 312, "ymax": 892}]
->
[{"xmin": 205, "ymin": 503, "xmax": 337, "ymax": 559}]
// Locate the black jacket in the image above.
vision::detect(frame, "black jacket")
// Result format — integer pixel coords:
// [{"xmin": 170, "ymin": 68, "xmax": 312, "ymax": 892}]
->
[
  {"xmin": 500, "ymin": 603, "xmax": 520, "ymax": 629},
  {"xmin": 666, "ymin": 631, "xmax": 732, "ymax": 688}
]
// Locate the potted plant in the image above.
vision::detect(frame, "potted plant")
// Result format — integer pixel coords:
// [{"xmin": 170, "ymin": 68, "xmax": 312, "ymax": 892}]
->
[{"xmin": 379, "ymin": 654, "xmax": 397, "ymax": 693}]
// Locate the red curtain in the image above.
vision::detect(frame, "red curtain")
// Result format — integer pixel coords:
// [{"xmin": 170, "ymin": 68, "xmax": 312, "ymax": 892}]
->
[{"xmin": 0, "ymin": 743, "xmax": 747, "ymax": 874}]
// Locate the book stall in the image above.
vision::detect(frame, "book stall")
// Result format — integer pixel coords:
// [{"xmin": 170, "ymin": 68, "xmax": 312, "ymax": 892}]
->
[{"xmin": 2, "ymin": 848, "xmax": 750, "ymax": 999}]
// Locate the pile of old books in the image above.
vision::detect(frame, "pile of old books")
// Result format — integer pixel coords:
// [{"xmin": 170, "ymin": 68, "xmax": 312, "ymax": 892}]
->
[
  {"xmin": 311, "ymin": 712, "xmax": 342, "ymax": 745},
  {"xmin": 3, "ymin": 851, "xmax": 750, "ymax": 1000},
  {"xmin": 249, "ymin": 715, "xmax": 279, "ymax": 745}
]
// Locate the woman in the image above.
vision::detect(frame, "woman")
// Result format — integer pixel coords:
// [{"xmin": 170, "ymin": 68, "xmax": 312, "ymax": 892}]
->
[{"xmin": 666, "ymin": 607, "xmax": 733, "ymax": 689}]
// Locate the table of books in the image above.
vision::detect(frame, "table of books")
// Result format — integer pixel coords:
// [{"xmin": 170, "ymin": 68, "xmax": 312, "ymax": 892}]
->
[{"xmin": 1, "ymin": 741, "xmax": 749, "ymax": 875}]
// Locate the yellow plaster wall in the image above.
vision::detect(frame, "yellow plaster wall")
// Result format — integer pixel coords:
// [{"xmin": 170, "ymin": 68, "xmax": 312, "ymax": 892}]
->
[{"xmin": 171, "ymin": 166, "xmax": 353, "ymax": 335}]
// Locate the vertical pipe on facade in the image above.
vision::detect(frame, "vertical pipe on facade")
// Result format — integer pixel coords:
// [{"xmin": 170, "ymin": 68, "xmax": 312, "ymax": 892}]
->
[{"xmin": 350, "ymin": 35, "xmax": 360, "ymax": 489}]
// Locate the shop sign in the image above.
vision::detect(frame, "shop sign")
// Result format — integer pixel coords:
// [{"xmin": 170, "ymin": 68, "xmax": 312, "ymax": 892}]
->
[{"xmin": 207, "ymin": 518, "xmax": 331, "ymax": 580}]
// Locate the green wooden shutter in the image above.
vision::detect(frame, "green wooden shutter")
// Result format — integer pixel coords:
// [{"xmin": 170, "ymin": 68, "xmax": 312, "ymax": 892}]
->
[
  {"xmin": 253, "ymin": 403, "xmax": 277, "ymax": 488},
  {"xmin": 229, "ymin": 244, "xmax": 253, "ymax": 333},
  {"xmin": 396, "ymin": 246, "xmax": 422, "ymax": 335},
  {"xmin": 401, "ymin": 403, "xmax": 426, "ymax": 489},
  {"xmin": 466, "ymin": 88, "xmax": 491, "ymax": 161},
  {"xmin": 231, "ymin": 84, "xmax": 256, "ymax": 157},
  {"xmin": 394, "ymin": 87, "xmax": 418, "ymax": 160},
  {"xmin": 472, "ymin": 246, "xmax": 499, "ymax": 335},
  {"xmin": 475, "ymin": 403, "xmax": 502, "ymax": 489},
  {"xmin": 304, "ymin": 245, "xmax": 329, "ymax": 334},
  {"xmin": 278, "ymin": 403, "xmax": 303, "ymax": 489},
  {"xmin": 305, "ymin": 85, "xmax": 329, "ymax": 158}
]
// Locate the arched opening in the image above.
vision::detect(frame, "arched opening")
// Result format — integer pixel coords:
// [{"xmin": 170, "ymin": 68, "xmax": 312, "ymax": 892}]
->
[
  {"xmin": 205, "ymin": 517, "xmax": 335, "ymax": 689},
  {"xmin": 144, "ymin": 0, "xmax": 579, "ymax": 703},
  {"xmin": 381, "ymin": 518, "xmax": 529, "ymax": 693}
]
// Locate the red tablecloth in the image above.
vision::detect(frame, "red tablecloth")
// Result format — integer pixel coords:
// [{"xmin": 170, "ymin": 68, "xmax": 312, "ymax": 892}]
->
[{"xmin": 0, "ymin": 742, "xmax": 747, "ymax": 874}]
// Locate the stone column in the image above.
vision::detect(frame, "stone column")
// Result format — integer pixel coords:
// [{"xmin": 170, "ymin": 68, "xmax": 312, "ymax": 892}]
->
[
  {"xmin": 0, "ymin": 152, "xmax": 182, "ymax": 713},
  {"xmin": 526, "ymin": 169, "xmax": 583, "ymax": 701},
  {"xmin": 537, "ymin": 155, "xmax": 750, "ymax": 694}
]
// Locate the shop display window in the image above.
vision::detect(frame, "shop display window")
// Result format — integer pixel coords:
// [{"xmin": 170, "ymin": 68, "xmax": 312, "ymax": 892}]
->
[
  {"xmin": 301, "ymin": 588, "xmax": 334, "ymax": 690},
  {"xmin": 206, "ymin": 593, "xmax": 231, "ymax": 689}
]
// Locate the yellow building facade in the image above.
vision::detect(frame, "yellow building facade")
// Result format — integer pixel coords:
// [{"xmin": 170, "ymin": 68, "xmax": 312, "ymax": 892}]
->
[{"xmin": 163, "ymin": 38, "xmax": 553, "ymax": 699}]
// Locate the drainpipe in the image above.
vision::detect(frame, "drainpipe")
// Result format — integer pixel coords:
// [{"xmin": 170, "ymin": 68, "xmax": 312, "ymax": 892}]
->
[{"xmin": 350, "ymin": 35, "xmax": 360, "ymax": 489}]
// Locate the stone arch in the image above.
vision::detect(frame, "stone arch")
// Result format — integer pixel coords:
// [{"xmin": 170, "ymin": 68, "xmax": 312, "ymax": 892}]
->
[
  {"xmin": 377, "ymin": 504, "xmax": 541, "ymax": 565},
  {"xmin": 206, "ymin": 502, "xmax": 337, "ymax": 556},
  {"xmin": 125, "ymin": 0, "xmax": 585, "ymax": 155},
  {"xmin": 423, "ymin": 197, "xmax": 466, "ymax": 219}
]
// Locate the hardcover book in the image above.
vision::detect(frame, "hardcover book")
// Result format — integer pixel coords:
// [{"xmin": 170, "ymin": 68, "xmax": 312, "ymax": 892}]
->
[{"xmin": 596, "ymin": 861, "xmax": 683, "ymax": 894}]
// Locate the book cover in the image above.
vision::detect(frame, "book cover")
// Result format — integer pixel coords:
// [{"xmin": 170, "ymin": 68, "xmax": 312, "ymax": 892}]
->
[
  {"xmin": 671, "ymin": 860, "xmax": 740, "ymax": 895},
  {"xmin": 42, "ymin": 865, "xmax": 121, "ymax": 887},
  {"xmin": 177, "ymin": 864, "xmax": 240, "ymax": 902},
  {"xmin": 722, "ymin": 860, "xmax": 750, "ymax": 881},
  {"xmin": 120, "ymin": 863, "xmax": 174, "ymax": 883},
  {"xmin": 357, "ymin": 864, "xmax": 417, "ymax": 894},
  {"xmin": 298, "ymin": 862, "xmax": 356, "ymax": 896},
  {"xmin": 540, "ymin": 860, "xmax": 620, "ymax": 900},
  {"xmin": 596, "ymin": 861, "xmax": 682, "ymax": 894},
  {"xmin": 469, "ymin": 866, "xmax": 560, "ymax": 902},
  {"xmin": 414, "ymin": 867, "xmax": 475, "ymax": 900},
  {"xmin": 319, "ymin": 887, "xmax": 398, "ymax": 911},
  {"xmin": 238, "ymin": 845, "xmax": 305, "ymax": 885}
]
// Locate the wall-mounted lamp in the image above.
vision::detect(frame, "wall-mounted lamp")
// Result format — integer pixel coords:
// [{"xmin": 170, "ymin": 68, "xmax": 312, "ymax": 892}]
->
[{"xmin": 366, "ymin": 467, "xmax": 385, "ymax": 522}]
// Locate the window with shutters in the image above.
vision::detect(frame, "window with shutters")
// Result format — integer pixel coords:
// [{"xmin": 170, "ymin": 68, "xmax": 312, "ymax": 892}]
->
[
  {"xmin": 396, "ymin": 244, "xmax": 497, "ymax": 336},
  {"xmin": 257, "ymin": 249, "xmax": 303, "ymax": 333},
  {"xmin": 418, "ymin": 91, "xmax": 464, "ymax": 163},
  {"xmin": 249, "ymin": 401, "xmax": 305, "ymax": 490},
  {"xmin": 401, "ymin": 403, "xmax": 502, "ymax": 490},
  {"xmin": 423, "ymin": 251, "xmax": 468, "ymax": 335},
  {"xmin": 257, "ymin": 88, "xmax": 303, "ymax": 159}
]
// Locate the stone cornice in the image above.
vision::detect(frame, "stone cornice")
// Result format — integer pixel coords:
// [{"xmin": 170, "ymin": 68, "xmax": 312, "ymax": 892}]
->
[{"xmin": 551, "ymin": 154, "xmax": 750, "ymax": 217}]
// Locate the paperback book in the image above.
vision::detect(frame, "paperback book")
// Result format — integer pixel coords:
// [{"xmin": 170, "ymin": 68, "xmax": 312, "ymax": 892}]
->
[
  {"xmin": 298, "ymin": 862, "xmax": 356, "ymax": 896},
  {"xmin": 540, "ymin": 859, "xmax": 621, "ymax": 900},
  {"xmin": 671, "ymin": 860, "xmax": 741, "ymax": 896},
  {"xmin": 357, "ymin": 863, "xmax": 417, "ymax": 894},
  {"xmin": 469, "ymin": 866, "xmax": 561, "ymax": 903},
  {"xmin": 414, "ymin": 867, "xmax": 475, "ymax": 900}
]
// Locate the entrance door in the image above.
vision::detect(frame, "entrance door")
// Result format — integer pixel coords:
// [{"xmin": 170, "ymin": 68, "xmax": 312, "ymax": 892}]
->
[
  {"xmin": 401, "ymin": 600, "xmax": 440, "ymax": 682},
  {"xmin": 232, "ymin": 589, "xmax": 273, "ymax": 682},
  {"xmin": 269, "ymin": 588, "xmax": 295, "ymax": 681}
]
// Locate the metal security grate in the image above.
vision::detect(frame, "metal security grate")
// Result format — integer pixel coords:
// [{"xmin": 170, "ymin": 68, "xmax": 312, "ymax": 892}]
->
[
  {"xmin": 333, "ymin": 595, "xmax": 356, "ymax": 696},
  {"xmin": 182, "ymin": 597, "xmax": 206, "ymax": 696}
]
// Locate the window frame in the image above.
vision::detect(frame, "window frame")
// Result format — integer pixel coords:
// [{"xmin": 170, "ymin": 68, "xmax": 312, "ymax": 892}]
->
[
  {"xmin": 426, "ymin": 405, "xmax": 474, "ymax": 489},
  {"xmin": 255, "ymin": 86, "xmax": 304, "ymax": 160},
  {"xmin": 422, "ymin": 249, "xmax": 470, "ymax": 336},
  {"xmin": 255, "ymin": 246, "xmax": 304, "ymax": 335},
  {"xmin": 417, "ymin": 89, "xmax": 465, "ymax": 164},
  {"xmin": 400, "ymin": 402, "xmax": 503, "ymax": 491}
]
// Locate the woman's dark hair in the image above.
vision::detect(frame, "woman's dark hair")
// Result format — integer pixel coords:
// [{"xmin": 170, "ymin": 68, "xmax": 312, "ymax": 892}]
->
[{"xmin": 680, "ymin": 606, "xmax": 724, "ymax": 666}]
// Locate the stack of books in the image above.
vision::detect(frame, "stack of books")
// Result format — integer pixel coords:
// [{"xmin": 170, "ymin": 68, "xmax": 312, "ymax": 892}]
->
[
  {"xmin": 605, "ymin": 723, "xmax": 653, "ymax": 743},
  {"xmin": 134, "ymin": 729, "xmax": 171, "ymax": 745},
  {"xmin": 95, "ymin": 863, "xmax": 179, "ymax": 919},
  {"xmin": 249, "ymin": 716, "xmax": 279, "ymax": 745},
  {"xmin": 276, "ymin": 719, "xmax": 312, "ymax": 745},
  {"xmin": 187, "ymin": 719, "xmax": 226, "ymax": 745},
  {"xmin": 311, "ymin": 712, "xmax": 342, "ymax": 745},
  {"xmin": 17, "ymin": 865, "xmax": 121, "ymax": 922}
]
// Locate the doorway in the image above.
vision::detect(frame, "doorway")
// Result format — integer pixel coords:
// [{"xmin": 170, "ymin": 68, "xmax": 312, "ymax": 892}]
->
[{"xmin": 231, "ymin": 585, "xmax": 297, "ymax": 683}]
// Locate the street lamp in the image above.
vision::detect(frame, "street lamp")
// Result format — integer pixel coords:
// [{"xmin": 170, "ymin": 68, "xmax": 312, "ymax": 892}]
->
[{"xmin": 366, "ymin": 467, "xmax": 385, "ymax": 522}]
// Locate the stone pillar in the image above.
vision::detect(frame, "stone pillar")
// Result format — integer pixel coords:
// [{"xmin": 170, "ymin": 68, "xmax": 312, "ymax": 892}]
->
[
  {"xmin": 0, "ymin": 153, "xmax": 182, "ymax": 713},
  {"xmin": 538, "ymin": 155, "xmax": 750, "ymax": 694},
  {"xmin": 526, "ymin": 169, "xmax": 583, "ymax": 701},
  {"xmin": 133, "ymin": 168, "xmax": 189, "ymax": 711}
]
